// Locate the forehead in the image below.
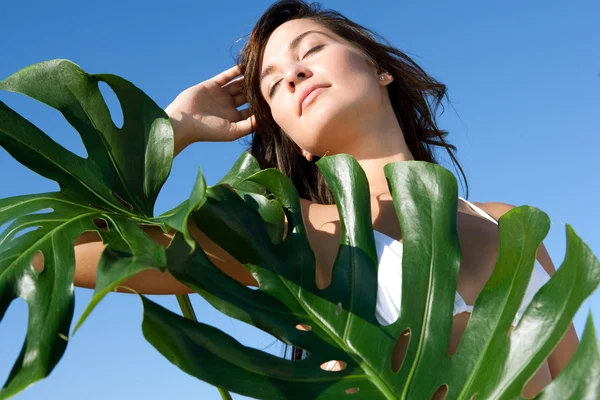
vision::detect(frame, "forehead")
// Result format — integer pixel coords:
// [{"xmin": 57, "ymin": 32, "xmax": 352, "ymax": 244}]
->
[{"xmin": 260, "ymin": 19, "xmax": 338, "ymax": 67}]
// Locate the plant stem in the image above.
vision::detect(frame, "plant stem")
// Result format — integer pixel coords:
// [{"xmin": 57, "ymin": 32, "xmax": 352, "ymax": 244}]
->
[
  {"xmin": 175, "ymin": 294, "xmax": 233, "ymax": 400},
  {"xmin": 217, "ymin": 388, "xmax": 234, "ymax": 400},
  {"xmin": 176, "ymin": 294, "xmax": 197, "ymax": 320}
]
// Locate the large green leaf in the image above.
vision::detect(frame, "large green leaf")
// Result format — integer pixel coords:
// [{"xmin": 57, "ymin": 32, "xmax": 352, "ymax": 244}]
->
[
  {"xmin": 0, "ymin": 59, "xmax": 172, "ymax": 215},
  {"xmin": 0, "ymin": 60, "xmax": 198, "ymax": 399},
  {"xmin": 142, "ymin": 154, "xmax": 600, "ymax": 399}
]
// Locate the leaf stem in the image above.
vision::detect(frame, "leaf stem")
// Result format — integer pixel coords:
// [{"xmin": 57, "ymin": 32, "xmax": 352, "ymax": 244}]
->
[
  {"xmin": 176, "ymin": 294, "xmax": 197, "ymax": 320},
  {"xmin": 175, "ymin": 294, "xmax": 233, "ymax": 400},
  {"xmin": 217, "ymin": 388, "xmax": 234, "ymax": 400}
]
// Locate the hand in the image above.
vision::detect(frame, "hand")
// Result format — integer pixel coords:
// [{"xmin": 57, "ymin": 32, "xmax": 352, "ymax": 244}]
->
[{"xmin": 165, "ymin": 65, "xmax": 256, "ymax": 154}]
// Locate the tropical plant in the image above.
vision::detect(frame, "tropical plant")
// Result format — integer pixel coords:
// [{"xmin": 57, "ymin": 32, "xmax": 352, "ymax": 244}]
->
[{"xmin": 0, "ymin": 60, "xmax": 599, "ymax": 400}]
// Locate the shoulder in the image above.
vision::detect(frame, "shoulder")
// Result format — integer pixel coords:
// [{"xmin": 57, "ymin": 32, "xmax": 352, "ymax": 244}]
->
[
  {"xmin": 478, "ymin": 199, "xmax": 579, "ymax": 372},
  {"xmin": 476, "ymin": 200, "xmax": 558, "ymax": 276},
  {"xmin": 472, "ymin": 201, "xmax": 517, "ymax": 221}
]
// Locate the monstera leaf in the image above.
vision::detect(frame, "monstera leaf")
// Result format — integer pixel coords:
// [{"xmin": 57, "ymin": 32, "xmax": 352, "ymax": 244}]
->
[
  {"xmin": 141, "ymin": 156, "xmax": 600, "ymax": 399},
  {"xmin": 0, "ymin": 59, "xmax": 212, "ymax": 399},
  {"xmin": 1, "ymin": 60, "xmax": 599, "ymax": 400}
]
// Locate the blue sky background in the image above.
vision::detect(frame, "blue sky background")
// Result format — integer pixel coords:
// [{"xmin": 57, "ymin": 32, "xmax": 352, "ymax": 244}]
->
[{"xmin": 1, "ymin": 0, "xmax": 599, "ymax": 399}]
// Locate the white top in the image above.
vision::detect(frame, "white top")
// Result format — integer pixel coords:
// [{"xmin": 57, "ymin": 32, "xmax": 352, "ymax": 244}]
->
[{"xmin": 374, "ymin": 196, "xmax": 551, "ymax": 327}]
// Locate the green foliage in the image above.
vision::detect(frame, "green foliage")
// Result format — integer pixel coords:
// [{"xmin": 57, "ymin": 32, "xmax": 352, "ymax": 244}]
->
[
  {"xmin": 0, "ymin": 59, "xmax": 198, "ymax": 398},
  {"xmin": 1, "ymin": 60, "xmax": 599, "ymax": 400}
]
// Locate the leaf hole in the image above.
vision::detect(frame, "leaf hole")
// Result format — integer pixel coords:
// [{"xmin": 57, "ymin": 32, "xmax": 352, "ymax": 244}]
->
[
  {"xmin": 391, "ymin": 328, "xmax": 410, "ymax": 372},
  {"xmin": 295, "ymin": 324, "xmax": 312, "ymax": 332},
  {"xmin": 0, "ymin": 219, "xmax": 15, "ymax": 238},
  {"xmin": 335, "ymin": 302, "xmax": 342, "ymax": 315},
  {"xmin": 93, "ymin": 218, "xmax": 109, "ymax": 231},
  {"xmin": 98, "ymin": 81, "xmax": 124, "ymax": 129},
  {"xmin": 31, "ymin": 208, "xmax": 53, "ymax": 214},
  {"xmin": 271, "ymin": 201, "xmax": 289, "ymax": 243},
  {"xmin": 31, "ymin": 250, "xmax": 45, "ymax": 273},
  {"xmin": 320, "ymin": 360, "xmax": 347, "ymax": 371},
  {"xmin": 345, "ymin": 388, "xmax": 360, "ymax": 395},
  {"xmin": 432, "ymin": 384, "xmax": 448, "ymax": 400},
  {"xmin": 12, "ymin": 225, "xmax": 41, "ymax": 240},
  {"xmin": 112, "ymin": 192, "xmax": 134, "ymax": 211}
]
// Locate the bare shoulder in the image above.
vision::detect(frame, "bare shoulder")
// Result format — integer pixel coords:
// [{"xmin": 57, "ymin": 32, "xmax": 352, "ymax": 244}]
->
[
  {"xmin": 471, "ymin": 200, "xmax": 517, "ymax": 220},
  {"xmin": 475, "ymin": 200, "xmax": 559, "ymax": 275},
  {"xmin": 473, "ymin": 200, "xmax": 580, "ymax": 375},
  {"xmin": 298, "ymin": 197, "xmax": 520, "ymax": 234}
]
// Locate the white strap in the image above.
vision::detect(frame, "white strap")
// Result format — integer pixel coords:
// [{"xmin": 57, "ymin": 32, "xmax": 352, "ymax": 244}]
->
[{"xmin": 459, "ymin": 197, "xmax": 498, "ymax": 225}]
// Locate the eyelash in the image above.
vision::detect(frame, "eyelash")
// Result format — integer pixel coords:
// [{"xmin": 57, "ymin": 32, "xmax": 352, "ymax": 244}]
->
[{"xmin": 269, "ymin": 44, "xmax": 325, "ymax": 98}]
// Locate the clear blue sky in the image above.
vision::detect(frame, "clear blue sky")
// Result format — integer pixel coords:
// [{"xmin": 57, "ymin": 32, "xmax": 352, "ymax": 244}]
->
[{"xmin": 1, "ymin": 1, "xmax": 599, "ymax": 399}]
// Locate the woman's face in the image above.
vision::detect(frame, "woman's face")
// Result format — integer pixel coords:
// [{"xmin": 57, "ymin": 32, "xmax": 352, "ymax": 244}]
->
[{"xmin": 259, "ymin": 18, "xmax": 390, "ymax": 157}]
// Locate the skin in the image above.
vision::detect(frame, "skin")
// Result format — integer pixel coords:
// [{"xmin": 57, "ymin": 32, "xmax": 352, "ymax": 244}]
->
[
  {"xmin": 257, "ymin": 18, "xmax": 579, "ymax": 398},
  {"xmin": 259, "ymin": 18, "xmax": 415, "ymax": 198}
]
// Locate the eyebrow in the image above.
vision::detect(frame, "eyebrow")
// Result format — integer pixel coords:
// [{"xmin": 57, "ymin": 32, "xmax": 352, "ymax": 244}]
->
[{"xmin": 260, "ymin": 30, "xmax": 333, "ymax": 85}]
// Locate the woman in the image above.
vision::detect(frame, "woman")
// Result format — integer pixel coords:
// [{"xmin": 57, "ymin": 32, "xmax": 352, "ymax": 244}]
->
[{"xmin": 72, "ymin": 1, "xmax": 579, "ymax": 397}]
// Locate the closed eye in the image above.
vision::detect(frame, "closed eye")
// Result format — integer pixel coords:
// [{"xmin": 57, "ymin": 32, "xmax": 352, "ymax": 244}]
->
[
  {"xmin": 303, "ymin": 44, "xmax": 324, "ymax": 59},
  {"xmin": 269, "ymin": 80, "xmax": 282, "ymax": 98},
  {"xmin": 268, "ymin": 44, "xmax": 325, "ymax": 98}
]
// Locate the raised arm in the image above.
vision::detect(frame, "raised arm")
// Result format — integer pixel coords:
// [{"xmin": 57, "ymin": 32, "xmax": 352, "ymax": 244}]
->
[
  {"xmin": 69, "ymin": 219, "xmax": 259, "ymax": 294},
  {"xmin": 55, "ymin": 65, "xmax": 258, "ymax": 294}
]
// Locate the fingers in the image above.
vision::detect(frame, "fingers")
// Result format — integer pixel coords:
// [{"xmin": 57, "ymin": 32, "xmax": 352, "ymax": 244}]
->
[
  {"xmin": 232, "ymin": 93, "xmax": 246, "ymax": 108},
  {"xmin": 223, "ymin": 74, "xmax": 247, "ymax": 107},
  {"xmin": 212, "ymin": 64, "xmax": 242, "ymax": 87},
  {"xmin": 229, "ymin": 114, "xmax": 256, "ymax": 139},
  {"xmin": 223, "ymin": 75, "xmax": 244, "ymax": 94}
]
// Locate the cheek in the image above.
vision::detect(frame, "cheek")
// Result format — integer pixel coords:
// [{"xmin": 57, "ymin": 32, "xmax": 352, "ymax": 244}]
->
[
  {"xmin": 270, "ymin": 106, "xmax": 299, "ymax": 144},
  {"xmin": 270, "ymin": 105, "xmax": 289, "ymax": 129},
  {"xmin": 270, "ymin": 107, "xmax": 313, "ymax": 150},
  {"xmin": 334, "ymin": 49, "xmax": 375, "ymax": 83},
  {"xmin": 270, "ymin": 92, "xmax": 301, "ymax": 130}
]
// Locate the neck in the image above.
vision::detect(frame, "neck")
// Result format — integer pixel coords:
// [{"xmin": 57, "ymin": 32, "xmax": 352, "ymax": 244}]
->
[
  {"xmin": 331, "ymin": 107, "xmax": 415, "ymax": 198},
  {"xmin": 356, "ymin": 148, "xmax": 415, "ymax": 199}
]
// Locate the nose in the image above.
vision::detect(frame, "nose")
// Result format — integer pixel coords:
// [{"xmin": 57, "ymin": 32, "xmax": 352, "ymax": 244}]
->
[{"xmin": 283, "ymin": 63, "xmax": 312, "ymax": 91}]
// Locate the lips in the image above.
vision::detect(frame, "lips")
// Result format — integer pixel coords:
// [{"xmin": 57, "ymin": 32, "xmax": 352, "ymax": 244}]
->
[{"xmin": 299, "ymin": 84, "xmax": 329, "ymax": 115}]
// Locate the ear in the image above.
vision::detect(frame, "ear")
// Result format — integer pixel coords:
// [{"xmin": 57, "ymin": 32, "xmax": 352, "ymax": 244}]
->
[{"xmin": 378, "ymin": 71, "xmax": 394, "ymax": 85}]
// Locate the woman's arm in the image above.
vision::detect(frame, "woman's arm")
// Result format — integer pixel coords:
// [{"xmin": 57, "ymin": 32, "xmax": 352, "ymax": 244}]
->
[
  {"xmin": 68, "ymin": 217, "xmax": 259, "ymax": 294},
  {"xmin": 64, "ymin": 64, "xmax": 258, "ymax": 294}
]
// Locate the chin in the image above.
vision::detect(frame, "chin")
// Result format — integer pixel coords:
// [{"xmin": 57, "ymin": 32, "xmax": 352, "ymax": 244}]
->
[
  {"xmin": 309, "ymin": 97, "xmax": 350, "ymax": 125},
  {"xmin": 312, "ymin": 106, "xmax": 363, "ymax": 149},
  {"xmin": 298, "ymin": 92, "xmax": 371, "ymax": 154}
]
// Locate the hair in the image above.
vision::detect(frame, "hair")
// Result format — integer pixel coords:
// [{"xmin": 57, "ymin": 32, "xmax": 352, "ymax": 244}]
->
[{"xmin": 235, "ymin": 0, "xmax": 469, "ymax": 360}]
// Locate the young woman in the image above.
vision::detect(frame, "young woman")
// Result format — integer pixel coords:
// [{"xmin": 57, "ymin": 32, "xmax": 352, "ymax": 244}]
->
[{"xmin": 71, "ymin": 1, "xmax": 579, "ymax": 397}]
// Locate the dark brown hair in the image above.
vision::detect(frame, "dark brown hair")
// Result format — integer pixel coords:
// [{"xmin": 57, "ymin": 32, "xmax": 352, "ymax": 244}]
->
[{"xmin": 235, "ymin": 0, "xmax": 469, "ymax": 360}]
